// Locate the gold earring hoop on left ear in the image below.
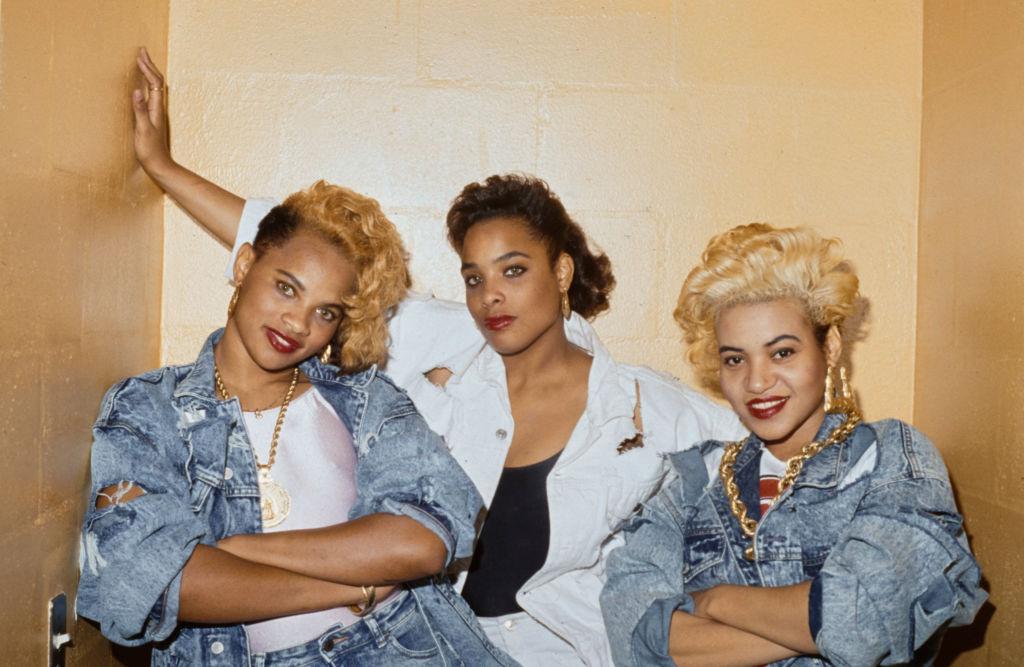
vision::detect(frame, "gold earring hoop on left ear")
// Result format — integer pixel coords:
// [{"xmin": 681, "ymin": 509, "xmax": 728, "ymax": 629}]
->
[
  {"xmin": 561, "ymin": 291, "xmax": 571, "ymax": 320},
  {"xmin": 227, "ymin": 284, "xmax": 242, "ymax": 319},
  {"xmin": 824, "ymin": 365, "xmax": 857, "ymax": 414},
  {"xmin": 319, "ymin": 344, "xmax": 333, "ymax": 365}
]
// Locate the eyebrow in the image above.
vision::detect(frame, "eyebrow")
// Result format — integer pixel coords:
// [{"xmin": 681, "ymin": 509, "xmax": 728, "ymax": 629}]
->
[
  {"xmin": 276, "ymin": 271, "xmax": 345, "ymax": 309},
  {"xmin": 461, "ymin": 250, "xmax": 532, "ymax": 271},
  {"xmin": 765, "ymin": 334, "xmax": 801, "ymax": 346},
  {"xmin": 718, "ymin": 334, "xmax": 802, "ymax": 354}
]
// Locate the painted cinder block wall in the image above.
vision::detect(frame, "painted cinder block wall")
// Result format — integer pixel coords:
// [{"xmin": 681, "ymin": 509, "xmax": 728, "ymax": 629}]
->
[
  {"xmin": 0, "ymin": 1, "xmax": 168, "ymax": 663},
  {"xmin": 915, "ymin": 0, "xmax": 1024, "ymax": 663},
  {"xmin": 6, "ymin": 0, "xmax": 1013, "ymax": 664},
  {"xmin": 161, "ymin": 1, "xmax": 922, "ymax": 428}
]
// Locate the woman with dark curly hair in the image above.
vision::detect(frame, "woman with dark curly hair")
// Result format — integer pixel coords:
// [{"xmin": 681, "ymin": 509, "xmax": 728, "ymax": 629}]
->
[{"xmin": 127, "ymin": 49, "xmax": 743, "ymax": 665}]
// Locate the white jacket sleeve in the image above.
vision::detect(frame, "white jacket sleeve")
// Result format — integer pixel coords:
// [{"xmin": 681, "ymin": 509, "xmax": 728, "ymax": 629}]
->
[{"xmin": 223, "ymin": 197, "xmax": 279, "ymax": 280}]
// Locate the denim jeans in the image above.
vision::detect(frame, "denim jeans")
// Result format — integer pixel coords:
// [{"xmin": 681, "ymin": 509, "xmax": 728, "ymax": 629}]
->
[{"xmin": 253, "ymin": 591, "xmax": 454, "ymax": 666}]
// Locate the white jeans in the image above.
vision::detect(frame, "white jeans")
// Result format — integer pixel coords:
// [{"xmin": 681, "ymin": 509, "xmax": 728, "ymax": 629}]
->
[{"xmin": 478, "ymin": 612, "xmax": 583, "ymax": 666}]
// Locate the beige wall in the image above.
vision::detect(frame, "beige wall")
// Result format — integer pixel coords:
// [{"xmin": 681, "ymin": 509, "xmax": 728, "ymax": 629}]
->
[
  {"xmin": 162, "ymin": 1, "xmax": 923, "ymax": 425},
  {"xmin": 917, "ymin": 1, "xmax": 1024, "ymax": 663},
  {"xmin": 0, "ymin": 1, "xmax": 167, "ymax": 663}
]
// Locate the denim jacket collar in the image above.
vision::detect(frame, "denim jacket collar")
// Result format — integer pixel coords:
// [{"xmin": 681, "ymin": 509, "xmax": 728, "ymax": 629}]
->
[
  {"xmin": 170, "ymin": 329, "xmax": 381, "ymax": 440},
  {"xmin": 172, "ymin": 328, "xmax": 379, "ymax": 396},
  {"xmin": 736, "ymin": 412, "xmax": 871, "ymax": 491},
  {"xmin": 171, "ymin": 329, "xmax": 223, "ymax": 405}
]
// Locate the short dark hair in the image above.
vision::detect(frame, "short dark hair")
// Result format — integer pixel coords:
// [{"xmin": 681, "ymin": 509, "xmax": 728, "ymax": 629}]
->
[{"xmin": 446, "ymin": 174, "xmax": 615, "ymax": 319}]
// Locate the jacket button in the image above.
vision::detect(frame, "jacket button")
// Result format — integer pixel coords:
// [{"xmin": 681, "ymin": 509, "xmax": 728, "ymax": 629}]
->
[
  {"xmin": 323, "ymin": 638, "xmax": 335, "ymax": 651},
  {"xmin": 210, "ymin": 641, "xmax": 224, "ymax": 655},
  {"xmin": 495, "ymin": 429, "xmax": 507, "ymax": 440},
  {"xmin": 223, "ymin": 468, "xmax": 234, "ymax": 480}
]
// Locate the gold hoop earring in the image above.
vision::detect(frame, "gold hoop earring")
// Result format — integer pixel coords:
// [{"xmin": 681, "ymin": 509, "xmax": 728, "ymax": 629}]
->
[
  {"xmin": 561, "ymin": 291, "xmax": 571, "ymax": 320},
  {"xmin": 824, "ymin": 365, "xmax": 857, "ymax": 413},
  {"xmin": 227, "ymin": 284, "xmax": 241, "ymax": 319},
  {"xmin": 319, "ymin": 344, "xmax": 333, "ymax": 365}
]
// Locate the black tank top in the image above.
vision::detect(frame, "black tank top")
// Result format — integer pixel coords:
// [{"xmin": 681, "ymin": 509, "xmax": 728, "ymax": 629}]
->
[{"xmin": 461, "ymin": 448, "xmax": 562, "ymax": 617}]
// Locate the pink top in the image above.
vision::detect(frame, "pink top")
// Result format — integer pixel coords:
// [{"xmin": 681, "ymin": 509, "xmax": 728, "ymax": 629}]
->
[{"xmin": 241, "ymin": 387, "xmax": 360, "ymax": 654}]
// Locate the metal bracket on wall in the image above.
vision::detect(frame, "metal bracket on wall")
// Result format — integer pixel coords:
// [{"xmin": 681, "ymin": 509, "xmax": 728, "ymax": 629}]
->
[{"xmin": 49, "ymin": 593, "xmax": 72, "ymax": 667}]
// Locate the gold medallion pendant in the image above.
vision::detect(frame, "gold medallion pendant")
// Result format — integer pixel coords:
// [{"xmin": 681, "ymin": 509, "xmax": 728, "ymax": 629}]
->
[
  {"xmin": 213, "ymin": 363, "xmax": 301, "ymax": 530},
  {"xmin": 258, "ymin": 468, "xmax": 291, "ymax": 528}
]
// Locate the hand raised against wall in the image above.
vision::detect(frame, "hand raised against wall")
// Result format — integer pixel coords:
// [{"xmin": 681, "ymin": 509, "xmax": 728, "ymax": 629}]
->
[{"xmin": 131, "ymin": 47, "xmax": 173, "ymax": 177}]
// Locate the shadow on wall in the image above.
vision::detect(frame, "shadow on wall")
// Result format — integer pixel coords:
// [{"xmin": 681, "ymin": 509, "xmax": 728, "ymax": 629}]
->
[
  {"xmin": 937, "ymin": 594, "xmax": 995, "ymax": 665},
  {"xmin": 934, "ymin": 473, "xmax": 995, "ymax": 665},
  {"xmin": 110, "ymin": 638, "xmax": 150, "ymax": 666}
]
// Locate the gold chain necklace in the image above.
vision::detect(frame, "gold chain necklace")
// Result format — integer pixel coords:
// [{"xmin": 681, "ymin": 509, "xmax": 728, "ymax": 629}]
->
[
  {"xmin": 213, "ymin": 364, "xmax": 300, "ymax": 527},
  {"xmin": 720, "ymin": 408, "xmax": 862, "ymax": 561}
]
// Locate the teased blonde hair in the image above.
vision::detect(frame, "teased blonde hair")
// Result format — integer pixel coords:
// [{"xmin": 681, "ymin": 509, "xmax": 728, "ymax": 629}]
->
[
  {"xmin": 674, "ymin": 223, "xmax": 859, "ymax": 395},
  {"xmin": 258, "ymin": 181, "xmax": 410, "ymax": 374}
]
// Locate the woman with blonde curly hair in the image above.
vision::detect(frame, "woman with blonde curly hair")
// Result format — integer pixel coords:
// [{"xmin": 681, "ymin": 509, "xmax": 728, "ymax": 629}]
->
[
  {"xmin": 601, "ymin": 223, "xmax": 986, "ymax": 666},
  {"xmin": 77, "ymin": 180, "xmax": 511, "ymax": 665}
]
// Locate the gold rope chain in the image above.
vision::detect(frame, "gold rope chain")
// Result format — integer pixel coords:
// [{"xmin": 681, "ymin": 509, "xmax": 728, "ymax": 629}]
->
[
  {"xmin": 720, "ymin": 407, "xmax": 863, "ymax": 543},
  {"xmin": 213, "ymin": 365, "xmax": 300, "ymax": 471}
]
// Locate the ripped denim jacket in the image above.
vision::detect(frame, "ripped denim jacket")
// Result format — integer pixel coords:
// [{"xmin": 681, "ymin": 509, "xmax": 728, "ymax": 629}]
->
[
  {"xmin": 601, "ymin": 415, "xmax": 986, "ymax": 667},
  {"xmin": 77, "ymin": 330, "xmax": 505, "ymax": 665}
]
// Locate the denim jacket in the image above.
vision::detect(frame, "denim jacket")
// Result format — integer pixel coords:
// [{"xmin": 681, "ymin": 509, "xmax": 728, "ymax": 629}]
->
[
  {"xmin": 601, "ymin": 415, "xmax": 986, "ymax": 667},
  {"xmin": 77, "ymin": 330, "xmax": 506, "ymax": 665}
]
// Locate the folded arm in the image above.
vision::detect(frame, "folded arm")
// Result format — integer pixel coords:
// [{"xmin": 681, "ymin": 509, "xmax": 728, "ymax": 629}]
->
[
  {"xmin": 221, "ymin": 405, "xmax": 479, "ymax": 585},
  {"xmin": 690, "ymin": 582, "xmax": 816, "ymax": 654},
  {"xmin": 601, "ymin": 484, "xmax": 799, "ymax": 667},
  {"xmin": 668, "ymin": 610, "xmax": 799, "ymax": 667},
  {"xmin": 177, "ymin": 544, "xmax": 369, "ymax": 624},
  {"xmin": 217, "ymin": 513, "xmax": 446, "ymax": 585},
  {"xmin": 79, "ymin": 420, "xmax": 368, "ymax": 644}
]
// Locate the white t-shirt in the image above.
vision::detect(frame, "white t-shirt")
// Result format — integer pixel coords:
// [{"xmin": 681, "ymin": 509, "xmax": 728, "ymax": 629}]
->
[{"xmin": 241, "ymin": 387, "xmax": 359, "ymax": 653}]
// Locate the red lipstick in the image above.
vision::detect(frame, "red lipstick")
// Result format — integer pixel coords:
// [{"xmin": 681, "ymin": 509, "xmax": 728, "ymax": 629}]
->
[
  {"xmin": 746, "ymin": 396, "xmax": 789, "ymax": 420},
  {"xmin": 484, "ymin": 315, "xmax": 516, "ymax": 332},
  {"xmin": 266, "ymin": 327, "xmax": 300, "ymax": 354}
]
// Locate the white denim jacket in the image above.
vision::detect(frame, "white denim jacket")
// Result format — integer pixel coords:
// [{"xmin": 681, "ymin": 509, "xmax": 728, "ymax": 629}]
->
[{"xmin": 233, "ymin": 198, "xmax": 745, "ymax": 666}]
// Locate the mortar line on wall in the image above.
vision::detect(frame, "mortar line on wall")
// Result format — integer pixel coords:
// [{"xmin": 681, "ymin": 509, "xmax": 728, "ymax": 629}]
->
[{"xmin": 911, "ymin": 8, "xmax": 925, "ymax": 424}]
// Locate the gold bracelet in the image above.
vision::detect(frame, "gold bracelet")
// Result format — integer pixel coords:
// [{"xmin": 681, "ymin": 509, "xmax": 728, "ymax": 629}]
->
[{"xmin": 348, "ymin": 585, "xmax": 377, "ymax": 617}]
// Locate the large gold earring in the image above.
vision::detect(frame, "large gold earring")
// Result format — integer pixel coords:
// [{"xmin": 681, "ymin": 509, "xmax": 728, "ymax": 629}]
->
[
  {"xmin": 319, "ymin": 344, "xmax": 333, "ymax": 365},
  {"xmin": 227, "ymin": 284, "xmax": 241, "ymax": 319},
  {"xmin": 824, "ymin": 366, "xmax": 835, "ymax": 412},
  {"xmin": 561, "ymin": 291, "xmax": 571, "ymax": 320},
  {"xmin": 824, "ymin": 365, "xmax": 857, "ymax": 414}
]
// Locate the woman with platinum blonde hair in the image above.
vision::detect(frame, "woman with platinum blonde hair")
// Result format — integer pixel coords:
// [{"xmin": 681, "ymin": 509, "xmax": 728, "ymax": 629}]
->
[{"xmin": 601, "ymin": 223, "xmax": 986, "ymax": 666}]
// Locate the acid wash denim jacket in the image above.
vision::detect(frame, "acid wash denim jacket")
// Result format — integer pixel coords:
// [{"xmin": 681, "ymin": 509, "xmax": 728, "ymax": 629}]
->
[
  {"xmin": 601, "ymin": 414, "xmax": 986, "ymax": 667},
  {"xmin": 77, "ymin": 330, "xmax": 509, "ymax": 666}
]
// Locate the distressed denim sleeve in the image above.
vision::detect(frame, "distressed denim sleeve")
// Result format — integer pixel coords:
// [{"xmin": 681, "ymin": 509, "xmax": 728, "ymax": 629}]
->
[
  {"xmin": 350, "ymin": 408, "xmax": 482, "ymax": 566},
  {"xmin": 601, "ymin": 490, "xmax": 695, "ymax": 667},
  {"xmin": 815, "ymin": 475, "xmax": 986, "ymax": 665},
  {"xmin": 77, "ymin": 423, "xmax": 206, "ymax": 646}
]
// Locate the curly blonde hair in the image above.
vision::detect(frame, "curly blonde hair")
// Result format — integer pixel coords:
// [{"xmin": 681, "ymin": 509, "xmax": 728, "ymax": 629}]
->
[
  {"xmin": 254, "ymin": 181, "xmax": 410, "ymax": 374},
  {"xmin": 674, "ymin": 223, "xmax": 859, "ymax": 395}
]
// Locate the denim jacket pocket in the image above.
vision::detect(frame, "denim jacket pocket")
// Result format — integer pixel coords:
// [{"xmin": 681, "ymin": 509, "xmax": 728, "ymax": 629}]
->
[
  {"xmin": 187, "ymin": 465, "xmax": 223, "ymax": 512},
  {"xmin": 801, "ymin": 545, "xmax": 831, "ymax": 578},
  {"xmin": 682, "ymin": 522, "xmax": 726, "ymax": 583},
  {"xmin": 179, "ymin": 419, "xmax": 230, "ymax": 512}
]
